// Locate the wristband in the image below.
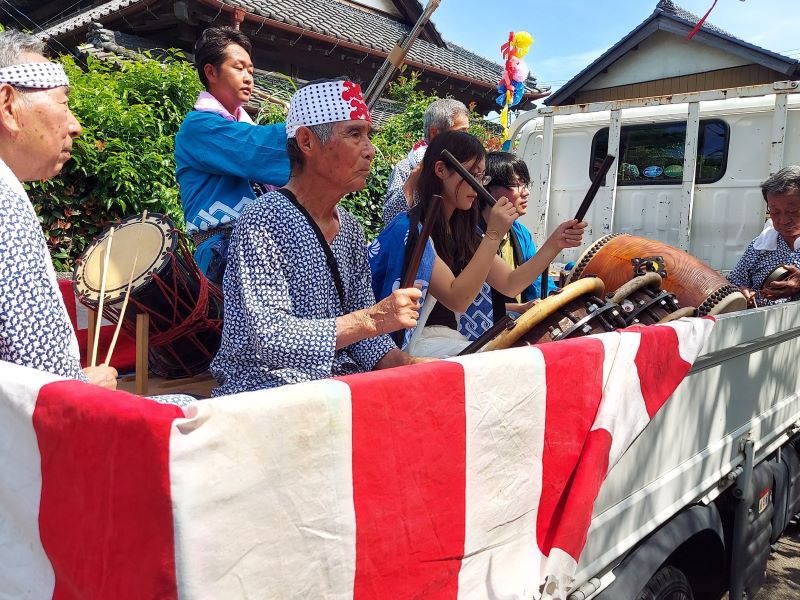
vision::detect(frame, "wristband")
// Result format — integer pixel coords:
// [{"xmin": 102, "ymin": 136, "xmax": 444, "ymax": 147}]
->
[{"xmin": 485, "ymin": 229, "xmax": 500, "ymax": 241}]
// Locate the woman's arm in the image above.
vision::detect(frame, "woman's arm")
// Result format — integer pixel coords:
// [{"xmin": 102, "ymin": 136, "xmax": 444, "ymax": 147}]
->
[
  {"xmin": 426, "ymin": 197, "xmax": 518, "ymax": 313},
  {"xmin": 486, "ymin": 220, "xmax": 587, "ymax": 298}
]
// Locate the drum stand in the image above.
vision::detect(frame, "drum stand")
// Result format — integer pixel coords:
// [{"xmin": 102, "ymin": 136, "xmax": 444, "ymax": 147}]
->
[{"xmin": 86, "ymin": 307, "xmax": 150, "ymax": 396}]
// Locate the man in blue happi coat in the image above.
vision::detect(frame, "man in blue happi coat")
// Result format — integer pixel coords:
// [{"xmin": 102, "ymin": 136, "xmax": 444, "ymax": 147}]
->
[{"xmin": 175, "ymin": 26, "xmax": 289, "ymax": 283}]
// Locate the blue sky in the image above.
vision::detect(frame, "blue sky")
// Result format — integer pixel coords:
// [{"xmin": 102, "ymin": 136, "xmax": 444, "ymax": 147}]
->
[{"xmin": 432, "ymin": 0, "xmax": 799, "ymax": 93}]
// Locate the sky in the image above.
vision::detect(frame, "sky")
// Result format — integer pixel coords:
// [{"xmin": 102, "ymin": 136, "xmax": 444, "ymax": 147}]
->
[{"xmin": 431, "ymin": 0, "xmax": 800, "ymax": 94}]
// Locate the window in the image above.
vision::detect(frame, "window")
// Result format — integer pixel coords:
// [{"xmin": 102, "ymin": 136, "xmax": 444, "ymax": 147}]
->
[{"xmin": 590, "ymin": 119, "xmax": 729, "ymax": 185}]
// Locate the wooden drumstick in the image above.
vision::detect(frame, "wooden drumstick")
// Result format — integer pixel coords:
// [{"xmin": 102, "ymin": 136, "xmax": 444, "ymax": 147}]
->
[
  {"xmin": 440, "ymin": 150, "xmax": 497, "ymax": 207},
  {"xmin": 103, "ymin": 250, "xmax": 139, "ymax": 367},
  {"xmin": 90, "ymin": 227, "xmax": 114, "ymax": 368}
]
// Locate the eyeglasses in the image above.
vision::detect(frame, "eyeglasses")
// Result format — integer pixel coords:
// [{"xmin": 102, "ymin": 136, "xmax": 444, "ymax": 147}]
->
[
  {"xmin": 470, "ymin": 173, "xmax": 492, "ymax": 186},
  {"xmin": 500, "ymin": 181, "xmax": 532, "ymax": 192}
]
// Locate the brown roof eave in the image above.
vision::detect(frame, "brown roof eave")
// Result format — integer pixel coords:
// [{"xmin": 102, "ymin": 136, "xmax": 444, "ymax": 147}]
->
[{"xmin": 196, "ymin": 0, "xmax": 501, "ymax": 93}]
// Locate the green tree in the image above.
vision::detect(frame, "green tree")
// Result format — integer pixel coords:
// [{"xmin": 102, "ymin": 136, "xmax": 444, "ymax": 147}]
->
[{"xmin": 28, "ymin": 52, "xmax": 203, "ymax": 270}]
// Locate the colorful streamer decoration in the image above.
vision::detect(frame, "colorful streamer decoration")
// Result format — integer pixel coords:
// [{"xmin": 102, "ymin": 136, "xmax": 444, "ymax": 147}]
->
[{"xmin": 497, "ymin": 31, "xmax": 533, "ymax": 149}]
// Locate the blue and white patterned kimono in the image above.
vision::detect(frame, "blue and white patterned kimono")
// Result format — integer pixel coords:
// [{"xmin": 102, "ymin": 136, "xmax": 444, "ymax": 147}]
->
[
  {"xmin": 368, "ymin": 212, "xmax": 495, "ymax": 349},
  {"xmin": 0, "ymin": 158, "xmax": 86, "ymax": 381},
  {"xmin": 211, "ymin": 191, "xmax": 396, "ymax": 395}
]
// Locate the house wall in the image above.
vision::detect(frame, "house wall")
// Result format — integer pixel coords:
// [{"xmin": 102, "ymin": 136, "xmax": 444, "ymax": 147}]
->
[
  {"xmin": 341, "ymin": 0, "xmax": 402, "ymax": 17},
  {"xmin": 573, "ymin": 64, "xmax": 785, "ymax": 104},
  {"xmin": 583, "ymin": 30, "xmax": 750, "ymax": 91}
]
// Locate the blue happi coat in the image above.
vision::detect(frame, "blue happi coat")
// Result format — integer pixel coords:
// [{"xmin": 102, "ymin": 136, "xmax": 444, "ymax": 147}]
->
[{"xmin": 368, "ymin": 212, "xmax": 495, "ymax": 349}]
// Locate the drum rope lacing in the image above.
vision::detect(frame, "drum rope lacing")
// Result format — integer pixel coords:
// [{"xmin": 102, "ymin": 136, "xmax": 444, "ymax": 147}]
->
[{"xmin": 126, "ymin": 235, "xmax": 222, "ymax": 349}]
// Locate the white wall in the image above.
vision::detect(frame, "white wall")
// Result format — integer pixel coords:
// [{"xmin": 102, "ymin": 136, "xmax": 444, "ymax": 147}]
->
[
  {"xmin": 346, "ymin": 0, "xmax": 402, "ymax": 17},
  {"xmin": 583, "ymin": 30, "xmax": 751, "ymax": 91}
]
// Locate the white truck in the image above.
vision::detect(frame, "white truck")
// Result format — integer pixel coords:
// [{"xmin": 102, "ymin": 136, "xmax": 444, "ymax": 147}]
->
[{"xmin": 508, "ymin": 81, "xmax": 800, "ymax": 599}]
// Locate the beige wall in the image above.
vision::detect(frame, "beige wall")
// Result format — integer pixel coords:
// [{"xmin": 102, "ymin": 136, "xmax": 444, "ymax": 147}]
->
[
  {"xmin": 584, "ymin": 30, "xmax": 750, "ymax": 91},
  {"xmin": 573, "ymin": 64, "xmax": 785, "ymax": 104}
]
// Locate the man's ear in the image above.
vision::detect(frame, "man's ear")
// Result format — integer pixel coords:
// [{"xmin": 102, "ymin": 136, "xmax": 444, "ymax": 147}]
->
[
  {"xmin": 0, "ymin": 84, "xmax": 22, "ymax": 137},
  {"xmin": 203, "ymin": 63, "xmax": 217, "ymax": 87},
  {"xmin": 427, "ymin": 125, "xmax": 441, "ymax": 141},
  {"xmin": 293, "ymin": 126, "xmax": 318, "ymax": 158}
]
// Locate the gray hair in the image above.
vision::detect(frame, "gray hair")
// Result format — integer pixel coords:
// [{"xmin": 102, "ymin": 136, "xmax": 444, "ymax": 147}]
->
[
  {"xmin": 286, "ymin": 122, "xmax": 335, "ymax": 171},
  {"xmin": 0, "ymin": 30, "xmax": 45, "ymax": 69},
  {"xmin": 762, "ymin": 165, "xmax": 800, "ymax": 201},
  {"xmin": 423, "ymin": 98, "xmax": 468, "ymax": 142}
]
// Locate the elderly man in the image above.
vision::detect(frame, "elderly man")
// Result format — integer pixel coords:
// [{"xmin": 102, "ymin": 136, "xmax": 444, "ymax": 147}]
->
[
  {"xmin": 729, "ymin": 166, "xmax": 800, "ymax": 307},
  {"xmin": 382, "ymin": 98, "xmax": 469, "ymax": 224},
  {"xmin": 211, "ymin": 79, "xmax": 423, "ymax": 395},
  {"xmin": 175, "ymin": 26, "xmax": 289, "ymax": 284},
  {"xmin": 0, "ymin": 30, "xmax": 116, "ymax": 388}
]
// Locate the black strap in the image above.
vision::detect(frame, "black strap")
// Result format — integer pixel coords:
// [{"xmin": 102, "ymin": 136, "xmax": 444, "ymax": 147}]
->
[{"xmin": 279, "ymin": 188, "xmax": 346, "ymax": 309}]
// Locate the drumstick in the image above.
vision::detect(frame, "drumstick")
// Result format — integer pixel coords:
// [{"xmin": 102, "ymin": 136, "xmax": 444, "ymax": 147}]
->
[
  {"xmin": 401, "ymin": 195, "xmax": 441, "ymax": 290},
  {"xmin": 103, "ymin": 251, "xmax": 138, "ymax": 367},
  {"xmin": 574, "ymin": 154, "xmax": 616, "ymax": 222},
  {"xmin": 90, "ymin": 227, "xmax": 114, "ymax": 368},
  {"xmin": 457, "ymin": 315, "xmax": 514, "ymax": 356},
  {"xmin": 440, "ymin": 150, "xmax": 497, "ymax": 207},
  {"xmin": 393, "ymin": 195, "xmax": 443, "ymax": 347}
]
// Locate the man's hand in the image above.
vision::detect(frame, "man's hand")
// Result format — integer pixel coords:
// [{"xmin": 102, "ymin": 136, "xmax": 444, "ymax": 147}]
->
[
  {"xmin": 402, "ymin": 164, "xmax": 423, "ymax": 207},
  {"xmin": 369, "ymin": 287, "xmax": 423, "ymax": 334},
  {"xmin": 739, "ymin": 287, "xmax": 757, "ymax": 307},
  {"xmin": 762, "ymin": 265, "xmax": 800, "ymax": 301},
  {"xmin": 83, "ymin": 365, "xmax": 118, "ymax": 390},
  {"xmin": 375, "ymin": 348, "xmax": 436, "ymax": 370}
]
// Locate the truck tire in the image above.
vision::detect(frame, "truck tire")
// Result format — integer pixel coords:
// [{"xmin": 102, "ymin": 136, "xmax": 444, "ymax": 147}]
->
[{"xmin": 635, "ymin": 565, "xmax": 694, "ymax": 600}]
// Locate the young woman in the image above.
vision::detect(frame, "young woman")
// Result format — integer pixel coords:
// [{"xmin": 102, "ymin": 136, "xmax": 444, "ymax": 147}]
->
[{"xmin": 369, "ymin": 130, "xmax": 586, "ymax": 357}]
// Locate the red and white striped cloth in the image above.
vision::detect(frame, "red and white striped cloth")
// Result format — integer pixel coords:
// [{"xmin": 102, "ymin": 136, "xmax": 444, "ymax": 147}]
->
[{"xmin": 0, "ymin": 317, "xmax": 713, "ymax": 600}]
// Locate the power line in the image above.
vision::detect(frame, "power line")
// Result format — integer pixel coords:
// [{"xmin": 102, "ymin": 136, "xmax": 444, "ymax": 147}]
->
[{"xmin": 0, "ymin": 1, "xmax": 86, "ymax": 65}]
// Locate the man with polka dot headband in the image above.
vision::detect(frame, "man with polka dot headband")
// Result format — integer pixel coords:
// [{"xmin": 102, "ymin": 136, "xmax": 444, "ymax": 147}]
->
[
  {"xmin": 0, "ymin": 30, "xmax": 117, "ymax": 389},
  {"xmin": 211, "ymin": 78, "xmax": 429, "ymax": 394}
]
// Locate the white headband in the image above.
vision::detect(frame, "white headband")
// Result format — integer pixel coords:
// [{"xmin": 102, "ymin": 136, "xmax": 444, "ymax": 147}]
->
[
  {"xmin": 0, "ymin": 62, "xmax": 68, "ymax": 89},
  {"xmin": 286, "ymin": 80, "xmax": 371, "ymax": 138}
]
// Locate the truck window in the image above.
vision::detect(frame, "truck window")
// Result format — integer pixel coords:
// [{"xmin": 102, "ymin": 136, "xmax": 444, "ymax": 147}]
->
[{"xmin": 591, "ymin": 119, "xmax": 729, "ymax": 185}]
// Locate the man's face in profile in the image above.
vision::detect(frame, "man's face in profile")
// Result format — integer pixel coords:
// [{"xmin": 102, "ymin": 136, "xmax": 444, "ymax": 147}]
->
[{"xmin": 12, "ymin": 52, "xmax": 81, "ymax": 181}]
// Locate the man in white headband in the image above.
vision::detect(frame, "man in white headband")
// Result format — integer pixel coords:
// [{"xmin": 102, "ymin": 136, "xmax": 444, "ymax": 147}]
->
[
  {"xmin": 211, "ymin": 78, "xmax": 426, "ymax": 394},
  {"xmin": 0, "ymin": 30, "xmax": 117, "ymax": 389}
]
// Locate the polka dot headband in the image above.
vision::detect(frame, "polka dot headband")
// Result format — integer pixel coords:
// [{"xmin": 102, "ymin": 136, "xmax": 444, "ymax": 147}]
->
[
  {"xmin": 0, "ymin": 62, "xmax": 68, "ymax": 89},
  {"xmin": 286, "ymin": 80, "xmax": 371, "ymax": 138}
]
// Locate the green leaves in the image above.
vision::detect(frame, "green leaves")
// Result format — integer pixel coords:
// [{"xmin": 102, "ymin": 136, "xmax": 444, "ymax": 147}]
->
[{"xmin": 30, "ymin": 51, "xmax": 203, "ymax": 270}]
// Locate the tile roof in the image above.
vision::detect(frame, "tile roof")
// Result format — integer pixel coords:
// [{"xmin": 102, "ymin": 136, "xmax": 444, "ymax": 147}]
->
[
  {"xmin": 545, "ymin": 0, "xmax": 799, "ymax": 105},
  {"xmin": 41, "ymin": 0, "xmax": 544, "ymax": 94},
  {"xmin": 39, "ymin": 0, "xmax": 147, "ymax": 38},
  {"xmin": 225, "ymin": 0, "xmax": 536, "ymax": 90}
]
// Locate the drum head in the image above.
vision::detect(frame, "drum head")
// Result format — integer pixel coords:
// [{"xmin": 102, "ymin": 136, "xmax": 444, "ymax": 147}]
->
[
  {"xmin": 707, "ymin": 291, "xmax": 747, "ymax": 315},
  {"xmin": 485, "ymin": 277, "xmax": 606, "ymax": 351},
  {"xmin": 657, "ymin": 306, "xmax": 697, "ymax": 324},
  {"xmin": 608, "ymin": 271, "xmax": 664, "ymax": 304},
  {"xmin": 73, "ymin": 213, "xmax": 177, "ymax": 305}
]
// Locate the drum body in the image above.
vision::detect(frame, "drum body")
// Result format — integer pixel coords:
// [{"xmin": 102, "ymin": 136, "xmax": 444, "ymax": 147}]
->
[
  {"xmin": 608, "ymin": 272, "xmax": 694, "ymax": 326},
  {"xmin": 567, "ymin": 234, "xmax": 747, "ymax": 316},
  {"xmin": 485, "ymin": 278, "xmax": 626, "ymax": 350},
  {"xmin": 73, "ymin": 213, "xmax": 223, "ymax": 378}
]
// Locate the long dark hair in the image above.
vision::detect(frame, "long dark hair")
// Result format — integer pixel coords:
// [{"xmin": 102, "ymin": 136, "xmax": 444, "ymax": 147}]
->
[{"xmin": 416, "ymin": 130, "xmax": 486, "ymax": 272}]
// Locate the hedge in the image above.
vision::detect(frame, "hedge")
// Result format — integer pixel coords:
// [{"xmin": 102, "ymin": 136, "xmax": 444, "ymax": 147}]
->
[{"xmin": 30, "ymin": 54, "xmax": 503, "ymax": 269}]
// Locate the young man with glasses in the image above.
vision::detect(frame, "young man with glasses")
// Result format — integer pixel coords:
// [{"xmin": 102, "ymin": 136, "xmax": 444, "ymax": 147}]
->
[{"xmin": 483, "ymin": 151, "xmax": 557, "ymax": 313}]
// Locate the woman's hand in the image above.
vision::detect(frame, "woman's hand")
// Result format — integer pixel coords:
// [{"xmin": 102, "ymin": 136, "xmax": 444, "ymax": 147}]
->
[
  {"xmin": 485, "ymin": 196, "xmax": 518, "ymax": 239},
  {"xmin": 544, "ymin": 219, "xmax": 587, "ymax": 251}
]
